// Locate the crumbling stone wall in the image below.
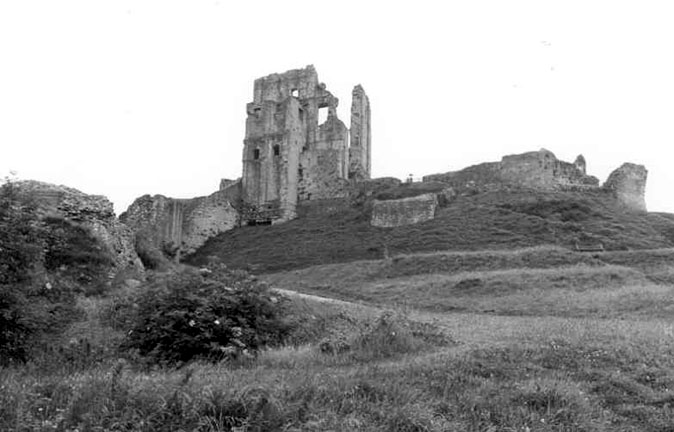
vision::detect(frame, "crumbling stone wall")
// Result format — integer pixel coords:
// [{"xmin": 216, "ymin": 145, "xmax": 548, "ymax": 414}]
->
[
  {"xmin": 500, "ymin": 150, "xmax": 598, "ymax": 188},
  {"xmin": 241, "ymin": 65, "xmax": 371, "ymax": 222},
  {"xmin": 298, "ymin": 110, "xmax": 350, "ymax": 201},
  {"xmin": 121, "ymin": 182, "xmax": 241, "ymax": 258},
  {"xmin": 424, "ymin": 149, "xmax": 599, "ymax": 192},
  {"xmin": 15, "ymin": 181, "xmax": 143, "ymax": 272},
  {"xmin": 603, "ymin": 163, "xmax": 648, "ymax": 211},
  {"xmin": 371, "ymin": 193, "xmax": 438, "ymax": 227}
]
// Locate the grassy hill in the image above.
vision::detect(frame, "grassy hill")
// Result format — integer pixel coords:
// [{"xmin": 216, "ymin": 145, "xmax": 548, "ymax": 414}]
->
[
  {"xmin": 8, "ymin": 183, "xmax": 674, "ymax": 430},
  {"xmin": 187, "ymin": 188, "xmax": 674, "ymax": 273}
]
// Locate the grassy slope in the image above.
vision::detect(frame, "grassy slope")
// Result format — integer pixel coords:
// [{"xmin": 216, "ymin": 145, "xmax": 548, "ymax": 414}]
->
[
  {"xmin": 264, "ymin": 246, "xmax": 674, "ymax": 319},
  {"xmin": 187, "ymin": 189, "xmax": 674, "ymax": 273}
]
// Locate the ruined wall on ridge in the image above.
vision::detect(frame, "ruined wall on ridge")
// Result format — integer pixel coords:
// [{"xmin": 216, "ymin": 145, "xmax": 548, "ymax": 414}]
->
[
  {"xmin": 423, "ymin": 149, "xmax": 599, "ymax": 193},
  {"xmin": 121, "ymin": 182, "xmax": 241, "ymax": 258},
  {"xmin": 499, "ymin": 149, "xmax": 599, "ymax": 188}
]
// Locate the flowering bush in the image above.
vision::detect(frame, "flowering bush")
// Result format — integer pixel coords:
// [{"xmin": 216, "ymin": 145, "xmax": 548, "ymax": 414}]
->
[{"xmin": 121, "ymin": 265, "xmax": 290, "ymax": 365}]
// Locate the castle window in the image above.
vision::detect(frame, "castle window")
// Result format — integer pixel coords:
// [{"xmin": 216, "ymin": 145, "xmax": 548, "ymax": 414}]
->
[
  {"xmin": 273, "ymin": 145, "xmax": 280, "ymax": 156},
  {"xmin": 253, "ymin": 148, "xmax": 260, "ymax": 160},
  {"xmin": 291, "ymin": 88, "xmax": 299, "ymax": 98},
  {"xmin": 318, "ymin": 107, "xmax": 328, "ymax": 124}
]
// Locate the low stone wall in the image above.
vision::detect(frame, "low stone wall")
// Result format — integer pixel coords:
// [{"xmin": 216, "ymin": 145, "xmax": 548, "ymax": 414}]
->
[{"xmin": 371, "ymin": 193, "xmax": 438, "ymax": 228}]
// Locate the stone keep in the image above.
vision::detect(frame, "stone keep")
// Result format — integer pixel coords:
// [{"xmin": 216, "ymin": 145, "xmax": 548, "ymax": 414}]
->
[{"xmin": 241, "ymin": 65, "xmax": 371, "ymax": 222}]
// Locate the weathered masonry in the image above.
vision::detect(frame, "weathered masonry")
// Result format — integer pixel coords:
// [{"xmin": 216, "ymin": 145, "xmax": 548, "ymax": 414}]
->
[{"xmin": 241, "ymin": 65, "xmax": 371, "ymax": 224}]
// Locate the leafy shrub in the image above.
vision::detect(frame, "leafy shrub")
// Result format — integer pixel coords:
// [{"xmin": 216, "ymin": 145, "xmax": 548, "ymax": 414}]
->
[{"xmin": 121, "ymin": 265, "xmax": 291, "ymax": 365}]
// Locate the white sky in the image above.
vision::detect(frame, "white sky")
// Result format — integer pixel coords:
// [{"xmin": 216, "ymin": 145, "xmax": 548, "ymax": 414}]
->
[{"xmin": 2, "ymin": 1, "xmax": 674, "ymax": 214}]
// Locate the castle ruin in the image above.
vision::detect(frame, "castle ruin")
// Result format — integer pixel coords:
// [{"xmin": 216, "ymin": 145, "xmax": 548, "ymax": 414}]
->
[
  {"xmin": 241, "ymin": 65, "xmax": 371, "ymax": 223},
  {"xmin": 120, "ymin": 67, "xmax": 650, "ymax": 257}
]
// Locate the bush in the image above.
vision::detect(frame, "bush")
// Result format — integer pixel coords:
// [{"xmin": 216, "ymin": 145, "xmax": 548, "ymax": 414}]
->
[{"xmin": 121, "ymin": 265, "xmax": 291, "ymax": 365}]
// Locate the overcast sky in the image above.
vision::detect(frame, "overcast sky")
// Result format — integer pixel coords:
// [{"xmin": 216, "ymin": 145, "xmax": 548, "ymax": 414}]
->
[{"xmin": 2, "ymin": 1, "xmax": 673, "ymax": 214}]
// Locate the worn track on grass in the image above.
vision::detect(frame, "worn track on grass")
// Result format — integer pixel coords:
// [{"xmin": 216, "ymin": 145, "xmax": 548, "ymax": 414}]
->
[{"xmin": 275, "ymin": 287, "xmax": 674, "ymax": 355}]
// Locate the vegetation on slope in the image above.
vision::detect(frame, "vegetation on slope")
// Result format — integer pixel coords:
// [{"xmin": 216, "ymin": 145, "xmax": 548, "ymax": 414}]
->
[{"xmin": 187, "ymin": 189, "xmax": 674, "ymax": 273}]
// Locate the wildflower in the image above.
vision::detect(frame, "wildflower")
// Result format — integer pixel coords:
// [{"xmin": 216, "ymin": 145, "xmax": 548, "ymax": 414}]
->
[
  {"xmin": 189, "ymin": 319, "xmax": 196, "ymax": 327},
  {"xmin": 214, "ymin": 319, "xmax": 220, "ymax": 325}
]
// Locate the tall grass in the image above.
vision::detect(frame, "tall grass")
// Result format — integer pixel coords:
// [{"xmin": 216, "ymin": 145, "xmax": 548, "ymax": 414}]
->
[{"xmin": 4, "ymin": 311, "xmax": 674, "ymax": 431}]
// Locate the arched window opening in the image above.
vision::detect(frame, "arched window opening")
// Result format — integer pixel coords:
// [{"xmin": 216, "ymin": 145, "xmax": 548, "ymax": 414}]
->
[
  {"xmin": 253, "ymin": 148, "xmax": 260, "ymax": 160},
  {"xmin": 273, "ymin": 145, "xmax": 280, "ymax": 156}
]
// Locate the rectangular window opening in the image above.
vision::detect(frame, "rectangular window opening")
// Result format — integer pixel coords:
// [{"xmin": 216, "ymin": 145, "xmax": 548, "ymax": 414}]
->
[{"xmin": 318, "ymin": 107, "xmax": 328, "ymax": 124}]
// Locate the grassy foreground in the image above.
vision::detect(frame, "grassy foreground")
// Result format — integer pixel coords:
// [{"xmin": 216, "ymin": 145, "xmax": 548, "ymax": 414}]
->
[
  {"xmin": 4, "ymin": 293, "xmax": 674, "ymax": 431},
  {"xmin": 5, "ymin": 245, "xmax": 674, "ymax": 430}
]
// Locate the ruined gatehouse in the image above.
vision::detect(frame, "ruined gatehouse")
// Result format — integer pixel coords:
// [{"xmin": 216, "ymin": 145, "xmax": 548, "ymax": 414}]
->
[{"xmin": 241, "ymin": 65, "xmax": 371, "ymax": 223}]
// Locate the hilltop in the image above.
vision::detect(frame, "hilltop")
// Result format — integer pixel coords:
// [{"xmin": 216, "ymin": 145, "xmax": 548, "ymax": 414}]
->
[{"xmin": 186, "ymin": 186, "xmax": 674, "ymax": 272}]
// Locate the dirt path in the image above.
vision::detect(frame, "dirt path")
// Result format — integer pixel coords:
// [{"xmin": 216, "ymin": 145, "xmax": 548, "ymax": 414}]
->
[{"xmin": 274, "ymin": 288, "xmax": 673, "ymax": 350}]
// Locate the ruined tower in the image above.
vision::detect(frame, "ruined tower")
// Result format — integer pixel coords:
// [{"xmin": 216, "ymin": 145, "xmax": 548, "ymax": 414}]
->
[
  {"xmin": 241, "ymin": 65, "xmax": 371, "ymax": 223},
  {"xmin": 349, "ymin": 85, "xmax": 372, "ymax": 179}
]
